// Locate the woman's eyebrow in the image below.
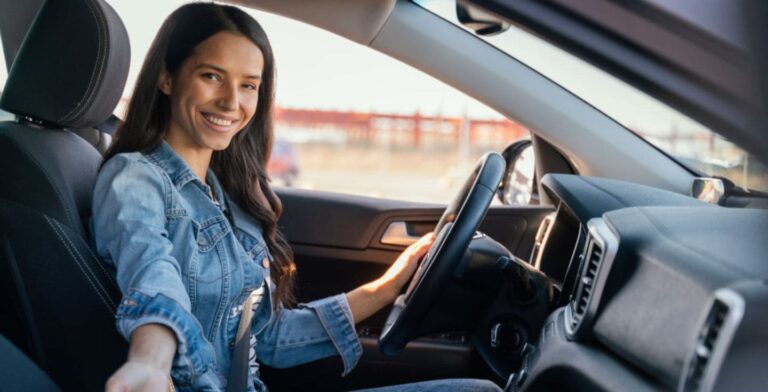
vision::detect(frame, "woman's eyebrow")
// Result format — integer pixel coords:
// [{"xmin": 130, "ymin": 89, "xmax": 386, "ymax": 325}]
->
[{"xmin": 196, "ymin": 63, "xmax": 261, "ymax": 80}]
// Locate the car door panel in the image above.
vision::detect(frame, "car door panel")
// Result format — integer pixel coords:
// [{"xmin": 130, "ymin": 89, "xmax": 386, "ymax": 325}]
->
[
  {"xmin": 278, "ymin": 187, "xmax": 552, "ymax": 259},
  {"xmin": 262, "ymin": 187, "xmax": 552, "ymax": 390}
]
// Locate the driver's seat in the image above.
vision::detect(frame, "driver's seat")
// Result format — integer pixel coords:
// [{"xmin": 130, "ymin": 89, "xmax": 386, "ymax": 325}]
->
[{"xmin": 0, "ymin": 0, "xmax": 130, "ymax": 390}]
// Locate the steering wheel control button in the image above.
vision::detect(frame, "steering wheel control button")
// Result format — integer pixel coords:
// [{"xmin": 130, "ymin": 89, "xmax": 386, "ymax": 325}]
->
[
  {"xmin": 490, "ymin": 322, "xmax": 526, "ymax": 352},
  {"xmin": 491, "ymin": 323, "xmax": 502, "ymax": 348},
  {"xmin": 504, "ymin": 368, "xmax": 529, "ymax": 392}
]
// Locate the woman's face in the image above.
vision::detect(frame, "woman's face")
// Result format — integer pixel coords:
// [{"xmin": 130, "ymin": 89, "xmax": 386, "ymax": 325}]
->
[{"xmin": 160, "ymin": 31, "xmax": 264, "ymax": 157}]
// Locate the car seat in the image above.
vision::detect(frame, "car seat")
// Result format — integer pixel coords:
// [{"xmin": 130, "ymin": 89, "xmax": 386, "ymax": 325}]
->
[{"xmin": 0, "ymin": 0, "xmax": 130, "ymax": 390}]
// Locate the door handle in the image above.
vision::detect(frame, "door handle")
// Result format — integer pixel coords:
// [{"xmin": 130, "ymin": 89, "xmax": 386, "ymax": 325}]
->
[{"xmin": 380, "ymin": 222, "xmax": 420, "ymax": 246}]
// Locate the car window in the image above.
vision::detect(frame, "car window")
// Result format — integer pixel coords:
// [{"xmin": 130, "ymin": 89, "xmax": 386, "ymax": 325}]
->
[
  {"xmin": 109, "ymin": 0, "xmax": 529, "ymax": 204},
  {"xmin": 416, "ymin": 0, "xmax": 768, "ymax": 194}
]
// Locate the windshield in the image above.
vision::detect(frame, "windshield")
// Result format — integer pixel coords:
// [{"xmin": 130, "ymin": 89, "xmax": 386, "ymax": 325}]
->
[{"xmin": 416, "ymin": 0, "xmax": 768, "ymax": 193}]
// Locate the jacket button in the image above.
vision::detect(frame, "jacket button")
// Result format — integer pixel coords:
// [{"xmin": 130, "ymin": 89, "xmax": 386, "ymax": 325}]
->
[
  {"xmin": 198, "ymin": 238, "xmax": 207, "ymax": 247},
  {"xmin": 262, "ymin": 258, "xmax": 269, "ymax": 269}
]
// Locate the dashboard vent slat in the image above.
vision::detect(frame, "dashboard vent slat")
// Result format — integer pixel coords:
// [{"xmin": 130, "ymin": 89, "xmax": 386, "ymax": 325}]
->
[
  {"xmin": 682, "ymin": 299, "xmax": 729, "ymax": 391},
  {"xmin": 678, "ymin": 289, "xmax": 745, "ymax": 392},
  {"xmin": 570, "ymin": 239, "xmax": 603, "ymax": 323},
  {"xmin": 565, "ymin": 219, "xmax": 619, "ymax": 340}
]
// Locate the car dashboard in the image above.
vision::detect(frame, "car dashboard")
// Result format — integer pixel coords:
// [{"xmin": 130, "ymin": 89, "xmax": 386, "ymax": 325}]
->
[{"xmin": 501, "ymin": 174, "xmax": 768, "ymax": 391}]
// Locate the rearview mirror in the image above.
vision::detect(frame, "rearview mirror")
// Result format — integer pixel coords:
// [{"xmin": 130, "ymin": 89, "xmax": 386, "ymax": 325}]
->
[
  {"xmin": 498, "ymin": 140, "xmax": 536, "ymax": 205},
  {"xmin": 456, "ymin": 1, "xmax": 511, "ymax": 36}
]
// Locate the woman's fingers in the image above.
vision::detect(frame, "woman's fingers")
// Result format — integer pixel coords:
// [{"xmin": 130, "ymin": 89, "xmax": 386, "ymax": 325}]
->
[
  {"xmin": 408, "ymin": 232, "xmax": 435, "ymax": 260},
  {"xmin": 409, "ymin": 232, "xmax": 435, "ymax": 252},
  {"xmin": 105, "ymin": 361, "xmax": 169, "ymax": 392}
]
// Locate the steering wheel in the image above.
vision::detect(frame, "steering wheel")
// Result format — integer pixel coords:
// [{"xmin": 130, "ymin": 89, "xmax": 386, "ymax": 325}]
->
[{"xmin": 379, "ymin": 152, "xmax": 506, "ymax": 356}]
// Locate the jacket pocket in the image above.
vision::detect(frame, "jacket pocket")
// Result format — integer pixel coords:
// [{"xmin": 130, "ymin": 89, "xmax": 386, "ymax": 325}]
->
[
  {"xmin": 238, "ymin": 229, "xmax": 267, "ymax": 262},
  {"xmin": 193, "ymin": 216, "xmax": 232, "ymax": 284},
  {"xmin": 194, "ymin": 216, "xmax": 230, "ymax": 253}
]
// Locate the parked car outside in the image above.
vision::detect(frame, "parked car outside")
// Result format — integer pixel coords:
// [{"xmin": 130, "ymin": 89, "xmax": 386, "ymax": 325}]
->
[{"xmin": 267, "ymin": 139, "xmax": 300, "ymax": 186}]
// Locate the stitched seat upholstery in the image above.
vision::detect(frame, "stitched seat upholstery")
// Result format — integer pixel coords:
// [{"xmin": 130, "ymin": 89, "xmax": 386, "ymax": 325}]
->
[{"xmin": 0, "ymin": 0, "xmax": 130, "ymax": 390}]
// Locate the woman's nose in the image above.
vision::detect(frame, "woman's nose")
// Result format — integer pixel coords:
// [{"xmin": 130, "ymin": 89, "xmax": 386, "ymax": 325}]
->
[{"xmin": 216, "ymin": 83, "xmax": 238, "ymax": 111}]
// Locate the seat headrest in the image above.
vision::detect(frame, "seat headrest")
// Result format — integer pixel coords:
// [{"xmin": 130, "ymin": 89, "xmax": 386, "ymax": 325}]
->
[{"xmin": 0, "ymin": 0, "xmax": 130, "ymax": 129}]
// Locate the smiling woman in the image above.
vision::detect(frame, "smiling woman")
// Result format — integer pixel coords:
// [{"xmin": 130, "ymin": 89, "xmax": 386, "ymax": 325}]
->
[
  {"xmin": 158, "ymin": 31, "xmax": 264, "ymax": 178},
  {"xmin": 100, "ymin": 2, "xmax": 297, "ymax": 312},
  {"xmin": 94, "ymin": 4, "xmax": 305, "ymax": 390},
  {"xmin": 89, "ymin": 3, "xmax": 500, "ymax": 391}
]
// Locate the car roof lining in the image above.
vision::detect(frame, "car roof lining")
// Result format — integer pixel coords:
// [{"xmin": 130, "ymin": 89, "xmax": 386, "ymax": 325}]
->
[{"xmin": 229, "ymin": 0, "xmax": 397, "ymax": 46}]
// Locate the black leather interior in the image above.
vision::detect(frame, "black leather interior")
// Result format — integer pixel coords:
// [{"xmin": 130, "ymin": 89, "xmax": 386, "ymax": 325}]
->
[
  {"xmin": 0, "ymin": 0, "xmax": 129, "ymax": 128},
  {"xmin": 0, "ymin": 124, "xmax": 102, "ymax": 235},
  {"xmin": 0, "ymin": 0, "xmax": 130, "ymax": 390},
  {"xmin": 0, "ymin": 333, "xmax": 61, "ymax": 392}
]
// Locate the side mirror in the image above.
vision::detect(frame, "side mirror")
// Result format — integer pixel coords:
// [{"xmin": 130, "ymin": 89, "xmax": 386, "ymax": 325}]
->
[
  {"xmin": 498, "ymin": 140, "xmax": 537, "ymax": 205},
  {"xmin": 691, "ymin": 177, "xmax": 737, "ymax": 205}
]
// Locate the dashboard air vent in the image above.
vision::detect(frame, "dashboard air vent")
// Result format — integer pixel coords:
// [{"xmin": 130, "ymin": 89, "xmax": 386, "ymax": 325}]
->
[
  {"xmin": 569, "ymin": 238, "xmax": 603, "ymax": 329},
  {"xmin": 565, "ymin": 218, "xmax": 618, "ymax": 340},
  {"xmin": 682, "ymin": 299, "xmax": 727, "ymax": 391},
  {"xmin": 680, "ymin": 289, "xmax": 744, "ymax": 392}
]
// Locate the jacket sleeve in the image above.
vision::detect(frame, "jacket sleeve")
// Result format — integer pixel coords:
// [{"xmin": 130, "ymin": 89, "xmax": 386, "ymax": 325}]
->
[
  {"xmin": 254, "ymin": 292, "xmax": 363, "ymax": 376},
  {"xmin": 91, "ymin": 154, "xmax": 215, "ymax": 385}
]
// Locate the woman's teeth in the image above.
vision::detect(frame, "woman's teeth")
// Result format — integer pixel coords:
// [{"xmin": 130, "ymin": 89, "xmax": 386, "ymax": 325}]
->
[{"xmin": 203, "ymin": 113, "xmax": 234, "ymax": 127}]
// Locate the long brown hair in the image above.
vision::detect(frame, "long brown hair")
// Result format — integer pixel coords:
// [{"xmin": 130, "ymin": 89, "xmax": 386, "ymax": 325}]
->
[{"xmin": 103, "ymin": 3, "xmax": 296, "ymax": 308}]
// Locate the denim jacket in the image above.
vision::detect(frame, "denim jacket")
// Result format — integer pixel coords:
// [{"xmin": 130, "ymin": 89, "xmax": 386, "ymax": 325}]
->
[{"xmin": 91, "ymin": 142, "xmax": 362, "ymax": 391}]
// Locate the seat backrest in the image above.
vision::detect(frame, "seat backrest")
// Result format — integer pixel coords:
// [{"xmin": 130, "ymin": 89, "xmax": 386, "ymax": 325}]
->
[
  {"xmin": 0, "ymin": 333, "xmax": 61, "ymax": 392},
  {"xmin": 0, "ymin": 0, "xmax": 130, "ymax": 390}
]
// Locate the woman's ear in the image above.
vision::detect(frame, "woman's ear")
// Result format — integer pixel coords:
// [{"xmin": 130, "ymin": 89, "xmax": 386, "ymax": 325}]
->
[{"xmin": 158, "ymin": 68, "xmax": 173, "ymax": 95}]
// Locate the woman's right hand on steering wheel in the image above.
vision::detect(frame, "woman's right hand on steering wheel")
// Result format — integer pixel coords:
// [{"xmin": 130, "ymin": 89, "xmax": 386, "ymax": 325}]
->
[
  {"xmin": 376, "ymin": 232, "xmax": 436, "ymax": 300},
  {"xmin": 344, "ymin": 233, "xmax": 435, "ymax": 325}
]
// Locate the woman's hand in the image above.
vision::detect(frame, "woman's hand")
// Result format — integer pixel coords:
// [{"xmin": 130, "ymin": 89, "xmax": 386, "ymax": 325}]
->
[
  {"xmin": 375, "ymin": 232, "xmax": 436, "ymax": 300},
  {"xmin": 105, "ymin": 361, "xmax": 171, "ymax": 392},
  {"xmin": 346, "ymin": 233, "xmax": 435, "ymax": 324},
  {"xmin": 105, "ymin": 324, "xmax": 177, "ymax": 392}
]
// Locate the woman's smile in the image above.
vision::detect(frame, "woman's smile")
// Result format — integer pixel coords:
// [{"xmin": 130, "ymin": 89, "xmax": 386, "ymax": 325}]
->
[{"xmin": 200, "ymin": 111, "xmax": 240, "ymax": 132}]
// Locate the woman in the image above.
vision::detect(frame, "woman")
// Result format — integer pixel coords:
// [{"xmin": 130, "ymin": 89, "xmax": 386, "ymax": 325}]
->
[{"xmin": 92, "ymin": 3, "xmax": 500, "ymax": 391}]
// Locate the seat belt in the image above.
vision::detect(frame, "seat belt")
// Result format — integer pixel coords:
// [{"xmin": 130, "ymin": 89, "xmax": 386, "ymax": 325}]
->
[{"xmin": 227, "ymin": 293, "xmax": 256, "ymax": 392}]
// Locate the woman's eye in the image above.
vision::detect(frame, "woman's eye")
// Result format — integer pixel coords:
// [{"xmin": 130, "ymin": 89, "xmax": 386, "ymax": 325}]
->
[
  {"xmin": 202, "ymin": 73, "xmax": 220, "ymax": 81},
  {"xmin": 243, "ymin": 83, "xmax": 258, "ymax": 91}
]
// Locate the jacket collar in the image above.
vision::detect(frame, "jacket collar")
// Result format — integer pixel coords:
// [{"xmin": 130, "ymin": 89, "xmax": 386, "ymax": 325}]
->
[
  {"xmin": 145, "ymin": 141, "xmax": 224, "ymax": 202},
  {"xmin": 146, "ymin": 141, "xmax": 261, "ymax": 236}
]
